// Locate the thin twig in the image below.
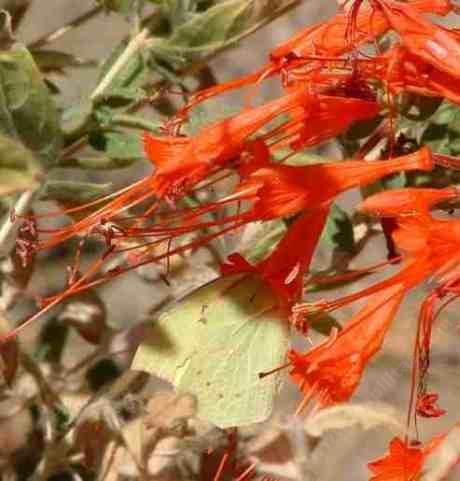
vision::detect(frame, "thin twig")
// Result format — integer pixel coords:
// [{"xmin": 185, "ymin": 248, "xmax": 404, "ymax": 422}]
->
[
  {"xmin": 59, "ymin": 135, "xmax": 89, "ymax": 161},
  {"xmin": 28, "ymin": 5, "xmax": 104, "ymax": 49},
  {"xmin": 112, "ymin": 113, "xmax": 162, "ymax": 132}
]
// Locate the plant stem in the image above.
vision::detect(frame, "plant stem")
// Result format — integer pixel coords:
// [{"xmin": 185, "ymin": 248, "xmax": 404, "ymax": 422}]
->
[
  {"xmin": 90, "ymin": 28, "xmax": 151, "ymax": 103},
  {"xmin": 28, "ymin": 5, "xmax": 104, "ymax": 49},
  {"xmin": 0, "ymin": 189, "xmax": 37, "ymax": 257},
  {"xmin": 112, "ymin": 113, "xmax": 161, "ymax": 132}
]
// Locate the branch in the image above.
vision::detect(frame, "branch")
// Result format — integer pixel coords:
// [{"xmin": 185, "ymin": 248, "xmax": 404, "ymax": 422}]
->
[{"xmin": 28, "ymin": 5, "xmax": 104, "ymax": 49}]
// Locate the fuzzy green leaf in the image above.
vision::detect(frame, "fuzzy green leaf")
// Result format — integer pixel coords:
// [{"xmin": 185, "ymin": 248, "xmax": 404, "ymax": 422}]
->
[
  {"xmin": 0, "ymin": 43, "xmax": 62, "ymax": 166},
  {"xmin": 0, "ymin": 133, "xmax": 41, "ymax": 195},
  {"xmin": 30, "ymin": 49, "xmax": 95, "ymax": 73},
  {"xmin": 320, "ymin": 204, "xmax": 355, "ymax": 254},
  {"xmin": 97, "ymin": 38, "xmax": 147, "ymax": 98},
  {"xmin": 61, "ymin": 100, "xmax": 93, "ymax": 139},
  {"xmin": 88, "ymin": 130, "xmax": 144, "ymax": 160},
  {"xmin": 151, "ymin": 0, "xmax": 252, "ymax": 62}
]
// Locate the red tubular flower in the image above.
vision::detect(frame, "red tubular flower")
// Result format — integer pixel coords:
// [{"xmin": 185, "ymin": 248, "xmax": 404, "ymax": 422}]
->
[
  {"xmin": 358, "ymin": 42, "xmax": 460, "ymax": 107},
  {"xmin": 272, "ymin": 0, "xmax": 452, "ymax": 61},
  {"xmin": 236, "ymin": 147, "xmax": 433, "ymax": 221},
  {"xmin": 221, "ymin": 206, "xmax": 331, "ymax": 308},
  {"xmin": 35, "ymin": 90, "xmax": 379, "ymax": 254},
  {"xmin": 183, "ymin": 0, "xmax": 453, "ymax": 111},
  {"xmin": 295, "ymin": 187, "xmax": 459, "ymax": 314},
  {"xmin": 271, "ymin": 95, "xmax": 380, "ymax": 151},
  {"xmin": 292, "ymin": 187, "xmax": 459, "ymax": 422},
  {"xmin": 144, "ymin": 86, "xmax": 314, "ymax": 199},
  {"xmin": 368, "ymin": 423, "xmax": 460, "ymax": 481},
  {"xmin": 358, "ymin": 186, "xmax": 458, "ymax": 217},
  {"xmin": 367, "ymin": 0, "xmax": 460, "ymax": 79},
  {"xmin": 113, "ymin": 148, "xmax": 420, "ymax": 277},
  {"xmin": 289, "ymin": 285, "xmax": 406, "ymax": 411},
  {"xmin": 105, "ymin": 148, "xmax": 433, "ymax": 305},
  {"xmin": 368, "ymin": 437, "xmax": 425, "ymax": 481},
  {"xmin": 34, "ymin": 88, "xmax": 312, "ymax": 252}
]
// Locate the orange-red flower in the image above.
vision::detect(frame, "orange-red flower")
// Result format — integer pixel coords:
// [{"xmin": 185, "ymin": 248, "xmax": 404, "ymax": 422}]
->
[
  {"xmin": 288, "ymin": 284, "xmax": 405, "ymax": 411},
  {"xmin": 368, "ymin": 437, "xmax": 426, "ymax": 481},
  {"xmin": 33, "ymin": 88, "xmax": 312, "ymax": 252},
  {"xmin": 221, "ymin": 206, "xmax": 330, "ymax": 308},
  {"xmin": 273, "ymin": 0, "xmax": 453, "ymax": 61},
  {"xmin": 183, "ymin": 0, "xmax": 453, "ymax": 111},
  {"xmin": 368, "ymin": 423, "xmax": 460, "ymax": 481},
  {"xmin": 34, "ymin": 91, "xmax": 379, "ymax": 254},
  {"xmin": 292, "ymin": 187, "xmax": 459, "ymax": 416},
  {"xmin": 107, "ymin": 148, "xmax": 433, "ymax": 308},
  {"xmin": 367, "ymin": 0, "xmax": 460, "ymax": 79},
  {"xmin": 144, "ymin": 87, "xmax": 314, "ymax": 199}
]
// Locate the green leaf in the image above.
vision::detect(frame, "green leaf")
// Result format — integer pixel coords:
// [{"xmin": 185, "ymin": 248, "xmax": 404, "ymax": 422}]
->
[
  {"xmin": 40, "ymin": 180, "xmax": 112, "ymax": 203},
  {"xmin": 0, "ymin": 43, "xmax": 62, "ymax": 166},
  {"xmin": 0, "ymin": 133, "xmax": 41, "ymax": 195},
  {"xmin": 99, "ymin": 86, "xmax": 145, "ymax": 104},
  {"xmin": 420, "ymin": 122, "xmax": 450, "ymax": 154},
  {"xmin": 61, "ymin": 100, "xmax": 93, "ymax": 139},
  {"xmin": 132, "ymin": 274, "xmax": 290, "ymax": 428},
  {"xmin": 30, "ymin": 49, "xmax": 96, "ymax": 73},
  {"xmin": 96, "ymin": 0, "xmax": 134, "ymax": 13},
  {"xmin": 382, "ymin": 172, "xmax": 406, "ymax": 190},
  {"xmin": 97, "ymin": 38, "xmax": 147, "ymax": 98},
  {"xmin": 304, "ymin": 403, "xmax": 403, "ymax": 438},
  {"xmin": 151, "ymin": 0, "xmax": 252, "ymax": 61},
  {"xmin": 88, "ymin": 130, "xmax": 143, "ymax": 160},
  {"xmin": 344, "ymin": 115, "xmax": 383, "ymax": 141},
  {"xmin": 400, "ymin": 94, "xmax": 443, "ymax": 122},
  {"xmin": 284, "ymin": 151, "xmax": 325, "ymax": 166},
  {"xmin": 320, "ymin": 204, "xmax": 355, "ymax": 254},
  {"xmin": 420, "ymin": 101, "xmax": 460, "ymax": 156}
]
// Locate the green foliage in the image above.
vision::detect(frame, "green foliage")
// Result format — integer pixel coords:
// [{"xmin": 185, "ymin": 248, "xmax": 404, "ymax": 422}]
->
[
  {"xmin": 0, "ymin": 43, "xmax": 62, "ymax": 167},
  {"xmin": 30, "ymin": 49, "xmax": 95, "ymax": 73},
  {"xmin": 420, "ymin": 101, "xmax": 460, "ymax": 155},
  {"xmin": 97, "ymin": 38, "xmax": 147, "ymax": 103},
  {"xmin": 320, "ymin": 204, "xmax": 355, "ymax": 254},
  {"xmin": 150, "ymin": 0, "xmax": 253, "ymax": 65},
  {"xmin": 88, "ymin": 130, "xmax": 144, "ymax": 161},
  {"xmin": 0, "ymin": 133, "xmax": 41, "ymax": 195},
  {"xmin": 97, "ymin": 0, "xmax": 135, "ymax": 13}
]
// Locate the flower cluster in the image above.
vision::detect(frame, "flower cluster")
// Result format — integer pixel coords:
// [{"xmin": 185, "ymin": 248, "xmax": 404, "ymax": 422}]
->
[{"xmin": 11, "ymin": 0, "xmax": 460, "ymax": 478}]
